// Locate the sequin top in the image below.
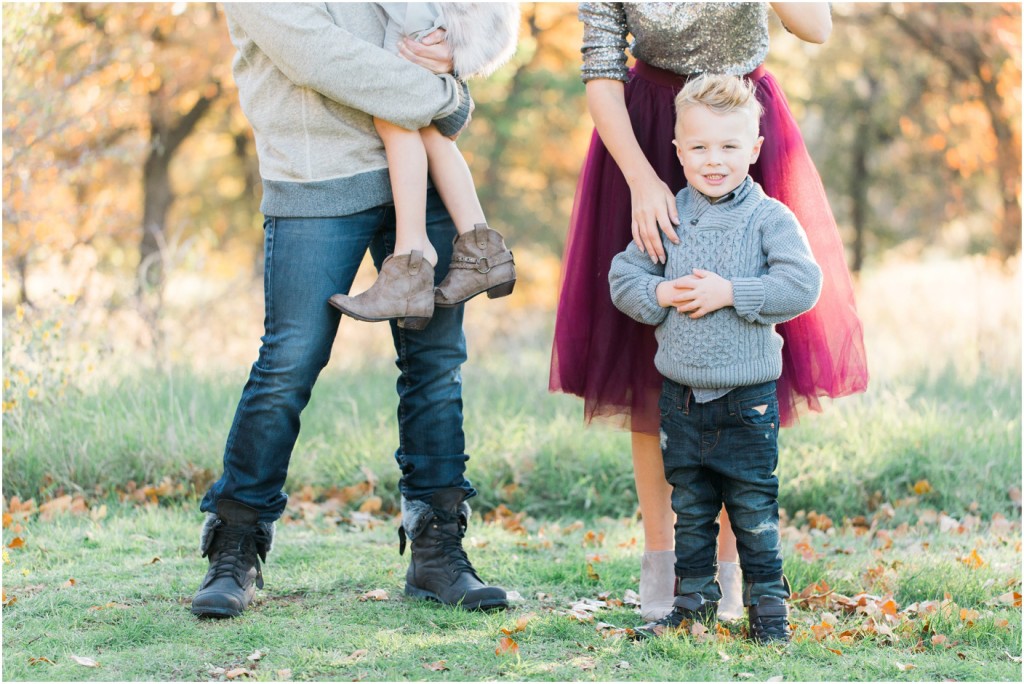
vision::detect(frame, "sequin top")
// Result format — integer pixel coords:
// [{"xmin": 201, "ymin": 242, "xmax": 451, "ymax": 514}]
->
[{"xmin": 579, "ymin": 2, "xmax": 770, "ymax": 82}]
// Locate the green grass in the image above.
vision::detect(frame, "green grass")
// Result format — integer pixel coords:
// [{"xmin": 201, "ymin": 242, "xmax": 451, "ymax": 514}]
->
[
  {"xmin": 3, "ymin": 346, "xmax": 1020, "ymax": 521},
  {"xmin": 1, "ymin": 505, "xmax": 1020, "ymax": 681}
]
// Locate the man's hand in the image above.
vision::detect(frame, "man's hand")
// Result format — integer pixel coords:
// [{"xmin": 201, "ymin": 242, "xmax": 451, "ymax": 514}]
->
[
  {"xmin": 670, "ymin": 269, "xmax": 734, "ymax": 319},
  {"xmin": 398, "ymin": 29, "xmax": 454, "ymax": 74}
]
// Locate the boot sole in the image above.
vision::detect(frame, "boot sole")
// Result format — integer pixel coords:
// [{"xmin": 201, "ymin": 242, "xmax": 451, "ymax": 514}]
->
[
  {"xmin": 434, "ymin": 278, "xmax": 516, "ymax": 308},
  {"xmin": 404, "ymin": 583, "xmax": 508, "ymax": 611},
  {"xmin": 191, "ymin": 604, "xmax": 243, "ymax": 619},
  {"xmin": 328, "ymin": 298, "xmax": 432, "ymax": 331}
]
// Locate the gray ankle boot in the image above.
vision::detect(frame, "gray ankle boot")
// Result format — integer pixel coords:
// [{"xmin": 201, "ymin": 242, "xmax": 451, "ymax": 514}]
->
[
  {"xmin": 398, "ymin": 489, "xmax": 508, "ymax": 611},
  {"xmin": 191, "ymin": 500, "xmax": 274, "ymax": 618},
  {"xmin": 328, "ymin": 251, "xmax": 435, "ymax": 330},
  {"xmin": 639, "ymin": 550, "xmax": 675, "ymax": 620},
  {"xmin": 434, "ymin": 224, "xmax": 515, "ymax": 306}
]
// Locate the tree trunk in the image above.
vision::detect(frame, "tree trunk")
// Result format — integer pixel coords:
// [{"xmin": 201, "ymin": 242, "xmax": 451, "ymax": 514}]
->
[{"xmin": 138, "ymin": 84, "xmax": 220, "ymax": 290}]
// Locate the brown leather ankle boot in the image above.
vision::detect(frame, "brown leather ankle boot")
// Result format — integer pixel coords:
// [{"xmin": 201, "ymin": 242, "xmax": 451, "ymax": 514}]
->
[
  {"xmin": 328, "ymin": 251, "xmax": 434, "ymax": 330},
  {"xmin": 434, "ymin": 224, "xmax": 515, "ymax": 307}
]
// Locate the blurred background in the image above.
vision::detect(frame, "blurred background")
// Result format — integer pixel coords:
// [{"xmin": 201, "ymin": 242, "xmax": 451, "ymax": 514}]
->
[{"xmin": 2, "ymin": 3, "xmax": 1021, "ymax": 518}]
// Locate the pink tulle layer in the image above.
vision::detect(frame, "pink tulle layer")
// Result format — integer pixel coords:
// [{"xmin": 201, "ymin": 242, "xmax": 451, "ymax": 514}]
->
[{"xmin": 550, "ymin": 61, "xmax": 869, "ymax": 435}]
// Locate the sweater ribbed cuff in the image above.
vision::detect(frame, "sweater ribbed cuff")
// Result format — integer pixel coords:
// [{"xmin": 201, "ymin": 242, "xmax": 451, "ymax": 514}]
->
[
  {"xmin": 731, "ymin": 277, "xmax": 765, "ymax": 322},
  {"xmin": 433, "ymin": 79, "xmax": 472, "ymax": 138}
]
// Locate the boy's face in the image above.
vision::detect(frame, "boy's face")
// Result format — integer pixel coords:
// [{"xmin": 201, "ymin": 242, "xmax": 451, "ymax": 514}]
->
[{"xmin": 673, "ymin": 105, "xmax": 764, "ymax": 198}]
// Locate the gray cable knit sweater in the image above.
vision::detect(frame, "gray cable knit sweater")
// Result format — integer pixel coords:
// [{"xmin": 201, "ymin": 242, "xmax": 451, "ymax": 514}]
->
[
  {"xmin": 223, "ymin": 3, "xmax": 472, "ymax": 218},
  {"xmin": 609, "ymin": 177, "xmax": 822, "ymax": 389}
]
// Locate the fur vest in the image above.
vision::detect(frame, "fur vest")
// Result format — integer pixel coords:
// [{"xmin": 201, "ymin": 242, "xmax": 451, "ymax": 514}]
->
[{"xmin": 440, "ymin": 2, "xmax": 520, "ymax": 79}]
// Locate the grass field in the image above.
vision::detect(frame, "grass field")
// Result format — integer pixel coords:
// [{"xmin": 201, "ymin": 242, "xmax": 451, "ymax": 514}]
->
[{"xmin": 2, "ymin": 255, "xmax": 1022, "ymax": 680}]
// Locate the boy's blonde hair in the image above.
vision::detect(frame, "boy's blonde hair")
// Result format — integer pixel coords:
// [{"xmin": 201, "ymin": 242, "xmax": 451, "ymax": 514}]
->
[{"xmin": 674, "ymin": 74, "xmax": 763, "ymax": 136}]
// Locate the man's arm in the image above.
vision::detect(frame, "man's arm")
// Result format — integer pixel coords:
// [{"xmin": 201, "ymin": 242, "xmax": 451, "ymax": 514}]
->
[{"xmin": 225, "ymin": 3, "xmax": 470, "ymax": 135}]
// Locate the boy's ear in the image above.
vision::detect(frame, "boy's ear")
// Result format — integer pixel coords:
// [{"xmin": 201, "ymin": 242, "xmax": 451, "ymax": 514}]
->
[
  {"xmin": 672, "ymin": 138, "xmax": 685, "ymax": 165},
  {"xmin": 749, "ymin": 135, "xmax": 765, "ymax": 164}
]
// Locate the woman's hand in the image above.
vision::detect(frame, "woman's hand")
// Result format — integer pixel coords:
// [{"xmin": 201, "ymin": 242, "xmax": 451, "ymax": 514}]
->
[
  {"xmin": 398, "ymin": 29, "xmax": 454, "ymax": 74},
  {"xmin": 629, "ymin": 170, "xmax": 679, "ymax": 264}
]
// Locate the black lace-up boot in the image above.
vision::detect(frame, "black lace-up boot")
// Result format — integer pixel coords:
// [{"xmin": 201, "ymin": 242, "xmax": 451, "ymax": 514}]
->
[
  {"xmin": 632, "ymin": 589, "xmax": 718, "ymax": 640},
  {"xmin": 191, "ymin": 500, "xmax": 273, "ymax": 618},
  {"xmin": 398, "ymin": 488, "xmax": 507, "ymax": 611}
]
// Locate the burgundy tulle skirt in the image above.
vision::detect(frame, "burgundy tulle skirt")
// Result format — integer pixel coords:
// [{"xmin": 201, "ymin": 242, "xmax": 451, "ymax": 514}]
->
[{"xmin": 550, "ymin": 60, "xmax": 869, "ymax": 435}]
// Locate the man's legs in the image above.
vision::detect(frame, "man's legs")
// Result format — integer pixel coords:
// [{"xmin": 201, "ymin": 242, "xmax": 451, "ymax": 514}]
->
[
  {"xmin": 371, "ymin": 189, "xmax": 507, "ymax": 610},
  {"xmin": 193, "ymin": 210, "xmax": 382, "ymax": 617}
]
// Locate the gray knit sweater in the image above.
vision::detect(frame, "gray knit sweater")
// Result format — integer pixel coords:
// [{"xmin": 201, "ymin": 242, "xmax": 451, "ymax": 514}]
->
[
  {"xmin": 223, "ymin": 3, "xmax": 472, "ymax": 218},
  {"xmin": 609, "ymin": 177, "xmax": 822, "ymax": 388}
]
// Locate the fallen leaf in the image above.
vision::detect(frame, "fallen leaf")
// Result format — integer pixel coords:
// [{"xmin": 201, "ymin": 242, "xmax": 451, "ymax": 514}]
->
[
  {"xmin": 39, "ymin": 495, "xmax": 73, "ymax": 521},
  {"xmin": 70, "ymin": 655, "xmax": 100, "ymax": 668},
  {"xmin": 340, "ymin": 649, "xmax": 368, "ymax": 664},
  {"xmin": 64, "ymin": 578, "xmax": 77, "ymax": 588},
  {"xmin": 246, "ymin": 650, "xmax": 264, "ymax": 662},
  {"xmin": 423, "ymin": 661, "xmax": 448, "ymax": 672},
  {"xmin": 615, "ymin": 660, "xmax": 631, "ymax": 669},
  {"xmin": 585, "ymin": 562, "xmax": 600, "ymax": 581},
  {"xmin": 89, "ymin": 602, "xmax": 130, "ymax": 610},
  {"xmin": 959, "ymin": 608, "xmax": 979, "ymax": 626},
  {"xmin": 495, "ymin": 636, "xmax": 519, "ymax": 656},
  {"xmin": 960, "ymin": 549, "xmax": 986, "ymax": 569},
  {"xmin": 225, "ymin": 667, "xmax": 250, "ymax": 679},
  {"xmin": 147, "ymin": 557, "xmax": 161, "ymax": 565},
  {"xmin": 358, "ymin": 496, "xmax": 382, "ymax": 514},
  {"xmin": 623, "ymin": 589, "xmax": 641, "ymax": 607},
  {"xmin": 500, "ymin": 614, "xmax": 533, "ymax": 635},
  {"xmin": 28, "ymin": 657, "xmax": 54, "ymax": 665},
  {"xmin": 6, "ymin": 537, "xmax": 24, "ymax": 549},
  {"xmin": 912, "ymin": 480, "xmax": 933, "ymax": 495},
  {"xmin": 505, "ymin": 590, "xmax": 523, "ymax": 601},
  {"xmin": 359, "ymin": 589, "xmax": 389, "ymax": 601},
  {"xmin": 1, "ymin": 513, "xmax": 12, "ymax": 529},
  {"xmin": 1008, "ymin": 486, "xmax": 1021, "ymax": 509},
  {"xmin": 827, "ymin": 647, "xmax": 843, "ymax": 656},
  {"xmin": 895, "ymin": 662, "xmax": 915, "ymax": 671},
  {"xmin": 276, "ymin": 669, "xmax": 293, "ymax": 680},
  {"xmin": 931, "ymin": 634, "xmax": 948, "ymax": 646}
]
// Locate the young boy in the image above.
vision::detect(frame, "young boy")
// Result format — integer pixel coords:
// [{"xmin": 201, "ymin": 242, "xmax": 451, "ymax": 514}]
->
[{"xmin": 608, "ymin": 74, "xmax": 822, "ymax": 643}]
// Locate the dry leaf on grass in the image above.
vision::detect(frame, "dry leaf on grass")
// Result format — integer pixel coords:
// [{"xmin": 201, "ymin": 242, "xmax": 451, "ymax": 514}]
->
[
  {"xmin": 495, "ymin": 636, "xmax": 519, "ymax": 656},
  {"xmin": 341, "ymin": 649, "xmax": 369, "ymax": 664},
  {"xmin": 28, "ymin": 657, "xmax": 54, "ymax": 665},
  {"xmin": 894, "ymin": 662, "xmax": 916, "ymax": 671},
  {"xmin": 423, "ymin": 661, "xmax": 449, "ymax": 672},
  {"xmin": 246, "ymin": 650, "xmax": 264, "ymax": 662},
  {"xmin": 359, "ymin": 589, "xmax": 389, "ymax": 601},
  {"xmin": 6, "ymin": 537, "xmax": 25, "ymax": 549},
  {"xmin": 70, "ymin": 655, "xmax": 100, "ymax": 668},
  {"xmin": 225, "ymin": 666, "xmax": 251, "ymax": 679}
]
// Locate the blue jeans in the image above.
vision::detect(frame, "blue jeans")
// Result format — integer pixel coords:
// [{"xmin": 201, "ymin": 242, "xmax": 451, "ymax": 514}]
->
[
  {"xmin": 659, "ymin": 379, "xmax": 788, "ymax": 605},
  {"xmin": 200, "ymin": 190, "xmax": 475, "ymax": 522}
]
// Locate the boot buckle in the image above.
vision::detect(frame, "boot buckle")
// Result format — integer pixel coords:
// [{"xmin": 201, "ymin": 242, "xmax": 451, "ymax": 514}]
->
[{"xmin": 475, "ymin": 256, "xmax": 491, "ymax": 274}]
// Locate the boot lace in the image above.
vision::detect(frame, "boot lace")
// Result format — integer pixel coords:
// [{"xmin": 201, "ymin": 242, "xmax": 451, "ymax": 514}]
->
[
  {"xmin": 434, "ymin": 520, "xmax": 477, "ymax": 577},
  {"xmin": 205, "ymin": 524, "xmax": 269, "ymax": 589}
]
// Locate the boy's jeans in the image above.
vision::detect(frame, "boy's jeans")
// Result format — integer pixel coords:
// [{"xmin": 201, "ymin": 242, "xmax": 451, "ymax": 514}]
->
[
  {"xmin": 659, "ymin": 378, "xmax": 789, "ymax": 605},
  {"xmin": 200, "ymin": 190, "xmax": 475, "ymax": 523}
]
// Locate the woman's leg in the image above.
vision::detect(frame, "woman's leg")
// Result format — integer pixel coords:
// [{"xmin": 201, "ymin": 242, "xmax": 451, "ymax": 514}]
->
[
  {"xmin": 375, "ymin": 117, "xmax": 437, "ymax": 266},
  {"xmin": 420, "ymin": 125, "xmax": 486, "ymax": 235},
  {"xmin": 632, "ymin": 432, "xmax": 674, "ymax": 551}
]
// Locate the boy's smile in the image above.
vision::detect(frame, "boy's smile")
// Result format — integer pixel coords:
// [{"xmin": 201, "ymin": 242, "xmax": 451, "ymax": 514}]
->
[{"xmin": 674, "ymin": 106, "xmax": 763, "ymax": 198}]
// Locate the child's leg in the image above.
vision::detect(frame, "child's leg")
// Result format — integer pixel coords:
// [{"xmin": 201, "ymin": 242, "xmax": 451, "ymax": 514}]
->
[
  {"xmin": 420, "ymin": 124, "xmax": 515, "ymax": 306},
  {"xmin": 632, "ymin": 432, "xmax": 676, "ymax": 620},
  {"xmin": 420, "ymin": 125, "xmax": 486, "ymax": 235},
  {"xmin": 374, "ymin": 117, "xmax": 437, "ymax": 266}
]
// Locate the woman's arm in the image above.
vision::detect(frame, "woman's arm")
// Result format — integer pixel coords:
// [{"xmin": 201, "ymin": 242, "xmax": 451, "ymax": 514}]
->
[
  {"xmin": 769, "ymin": 3, "xmax": 832, "ymax": 44},
  {"xmin": 586, "ymin": 79, "xmax": 679, "ymax": 264}
]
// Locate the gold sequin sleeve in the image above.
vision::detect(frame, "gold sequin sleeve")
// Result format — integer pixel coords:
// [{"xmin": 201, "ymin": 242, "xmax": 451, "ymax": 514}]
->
[{"xmin": 579, "ymin": 2, "xmax": 629, "ymax": 83}]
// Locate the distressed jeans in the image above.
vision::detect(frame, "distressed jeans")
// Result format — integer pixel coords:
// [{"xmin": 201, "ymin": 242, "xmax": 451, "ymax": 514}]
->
[
  {"xmin": 659, "ymin": 378, "xmax": 789, "ymax": 605},
  {"xmin": 200, "ymin": 189, "xmax": 475, "ymax": 522}
]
